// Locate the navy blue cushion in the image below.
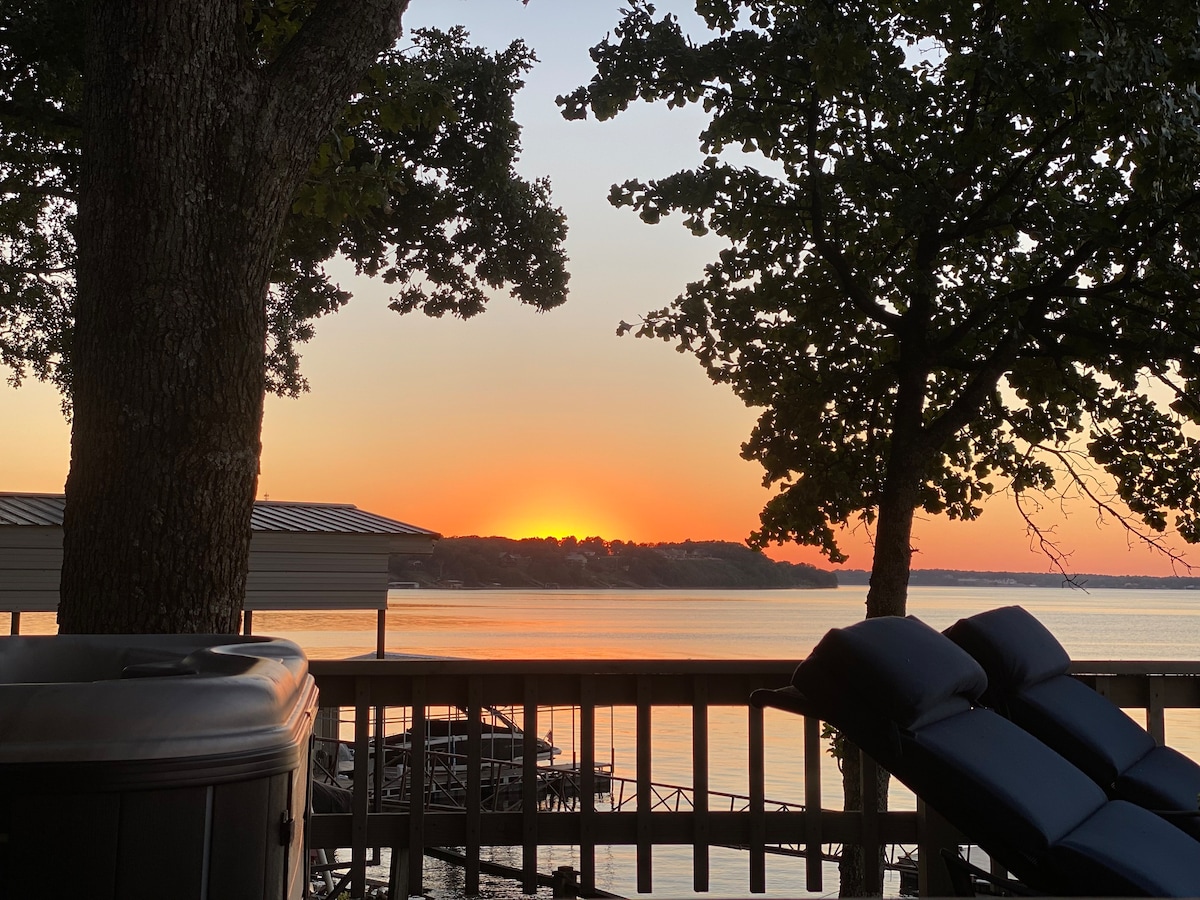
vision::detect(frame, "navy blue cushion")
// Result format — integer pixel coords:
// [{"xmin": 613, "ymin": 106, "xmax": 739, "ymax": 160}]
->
[
  {"xmin": 948, "ymin": 606, "xmax": 1200, "ymax": 850},
  {"xmin": 1051, "ymin": 799, "xmax": 1200, "ymax": 897},
  {"xmin": 1012, "ymin": 674, "xmax": 1156, "ymax": 787},
  {"xmin": 908, "ymin": 707, "xmax": 1107, "ymax": 857},
  {"xmin": 944, "ymin": 606, "xmax": 1070, "ymax": 706},
  {"xmin": 1118, "ymin": 745, "xmax": 1200, "ymax": 840},
  {"xmin": 791, "ymin": 616, "xmax": 987, "ymax": 732},
  {"xmin": 782, "ymin": 614, "xmax": 1200, "ymax": 896}
]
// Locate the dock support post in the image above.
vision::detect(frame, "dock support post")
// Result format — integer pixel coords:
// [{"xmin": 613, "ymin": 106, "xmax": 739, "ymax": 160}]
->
[
  {"xmin": 552, "ymin": 865, "xmax": 578, "ymax": 898},
  {"xmin": 388, "ymin": 848, "xmax": 410, "ymax": 900},
  {"xmin": 917, "ymin": 798, "xmax": 959, "ymax": 898}
]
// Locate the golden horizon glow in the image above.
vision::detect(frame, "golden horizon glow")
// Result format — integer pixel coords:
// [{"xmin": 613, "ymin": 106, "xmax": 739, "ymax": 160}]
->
[
  {"xmin": 480, "ymin": 500, "xmax": 633, "ymax": 544},
  {"xmin": 486, "ymin": 526, "xmax": 606, "ymax": 542}
]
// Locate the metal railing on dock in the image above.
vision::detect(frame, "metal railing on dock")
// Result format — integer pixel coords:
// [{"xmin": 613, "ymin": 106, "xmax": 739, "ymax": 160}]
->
[{"xmin": 307, "ymin": 658, "xmax": 1200, "ymax": 899}]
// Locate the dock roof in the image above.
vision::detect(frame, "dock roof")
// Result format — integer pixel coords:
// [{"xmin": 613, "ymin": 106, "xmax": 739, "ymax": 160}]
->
[{"xmin": 0, "ymin": 492, "xmax": 440, "ymax": 538}]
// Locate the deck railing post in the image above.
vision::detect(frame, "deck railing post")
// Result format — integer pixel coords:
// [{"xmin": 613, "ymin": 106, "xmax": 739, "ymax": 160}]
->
[
  {"xmin": 408, "ymin": 677, "xmax": 427, "ymax": 898},
  {"xmin": 523, "ymin": 679, "xmax": 540, "ymax": 894},
  {"xmin": 692, "ymin": 676, "xmax": 711, "ymax": 893},
  {"xmin": 373, "ymin": 699, "xmax": 385, "ymax": 819},
  {"xmin": 802, "ymin": 715, "xmax": 823, "ymax": 893},
  {"xmin": 860, "ymin": 751, "xmax": 882, "ymax": 896},
  {"xmin": 916, "ymin": 797, "xmax": 958, "ymax": 897},
  {"xmin": 466, "ymin": 677, "xmax": 483, "ymax": 896},
  {"xmin": 1148, "ymin": 676, "xmax": 1167, "ymax": 746},
  {"xmin": 388, "ymin": 846, "xmax": 409, "ymax": 900},
  {"xmin": 749, "ymin": 702, "xmax": 767, "ymax": 893},
  {"xmin": 580, "ymin": 676, "xmax": 598, "ymax": 895},
  {"xmin": 352, "ymin": 676, "xmax": 371, "ymax": 898},
  {"xmin": 636, "ymin": 676, "xmax": 653, "ymax": 893}
]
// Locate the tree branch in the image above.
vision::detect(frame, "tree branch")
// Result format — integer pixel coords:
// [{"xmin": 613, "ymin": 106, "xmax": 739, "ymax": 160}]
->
[
  {"xmin": 1013, "ymin": 489, "xmax": 1087, "ymax": 588},
  {"xmin": 0, "ymin": 98, "xmax": 82, "ymax": 131},
  {"xmin": 1150, "ymin": 364, "xmax": 1200, "ymax": 421},
  {"xmin": 943, "ymin": 111, "xmax": 1083, "ymax": 247},
  {"xmin": 264, "ymin": 0, "xmax": 410, "ymax": 148},
  {"xmin": 0, "ymin": 180, "xmax": 74, "ymax": 200},
  {"xmin": 805, "ymin": 93, "xmax": 901, "ymax": 329},
  {"xmin": 1030, "ymin": 442, "xmax": 1196, "ymax": 573}
]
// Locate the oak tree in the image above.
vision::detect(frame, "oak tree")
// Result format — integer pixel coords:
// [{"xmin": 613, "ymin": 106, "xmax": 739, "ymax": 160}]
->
[
  {"xmin": 1, "ymin": 0, "xmax": 568, "ymax": 631},
  {"xmin": 562, "ymin": 0, "xmax": 1200, "ymax": 618},
  {"xmin": 563, "ymin": 3, "xmax": 1200, "ymax": 890}
]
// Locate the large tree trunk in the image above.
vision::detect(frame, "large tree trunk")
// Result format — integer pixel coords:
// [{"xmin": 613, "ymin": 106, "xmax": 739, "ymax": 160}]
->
[
  {"xmin": 837, "ymin": 471, "xmax": 921, "ymax": 896},
  {"xmin": 837, "ymin": 465, "xmax": 921, "ymax": 895},
  {"xmin": 60, "ymin": 0, "xmax": 408, "ymax": 633},
  {"xmin": 866, "ymin": 352, "xmax": 929, "ymax": 618},
  {"xmin": 865, "ymin": 451, "xmax": 923, "ymax": 618},
  {"xmin": 839, "ymin": 374, "xmax": 928, "ymax": 895},
  {"xmin": 837, "ymin": 747, "xmax": 894, "ymax": 897}
]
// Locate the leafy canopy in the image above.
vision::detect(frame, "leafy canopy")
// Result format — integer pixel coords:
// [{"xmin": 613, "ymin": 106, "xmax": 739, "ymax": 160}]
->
[
  {"xmin": 1, "ymin": 0, "xmax": 568, "ymax": 396},
  {"xmin": 561, "ymin": 0, "xmax": 1200, "ymax": 565}
]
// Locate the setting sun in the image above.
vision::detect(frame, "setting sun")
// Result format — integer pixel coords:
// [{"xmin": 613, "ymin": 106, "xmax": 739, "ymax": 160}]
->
[{"xmin": 488, "ymin": 506, "xmax": 629, "ymax": 542}]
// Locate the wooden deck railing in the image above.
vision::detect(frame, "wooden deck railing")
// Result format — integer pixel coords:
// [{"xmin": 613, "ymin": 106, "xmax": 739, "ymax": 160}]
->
[{"xmin": 307, "ymin": 658, "xmax": 1200, "ymax": 900}]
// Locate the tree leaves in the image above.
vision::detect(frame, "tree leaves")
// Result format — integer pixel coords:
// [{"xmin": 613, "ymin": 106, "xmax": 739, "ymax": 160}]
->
[
  {"xmin": 565, "ymin": 0, "xmax": 1200, "ymax": 567},
  {"xmin": 0, "ymin": 5, "xmax": 569, "ymax": 397},
  {"xmin": 272, "ymin": 27, "xmax": 569, "ymax": 391}
]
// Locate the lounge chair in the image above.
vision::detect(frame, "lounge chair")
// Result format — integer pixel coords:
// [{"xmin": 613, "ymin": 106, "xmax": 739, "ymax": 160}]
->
[
  {"xmin": 944, "ymin": 604, "xmax": 1200, "ymax": 840},
  {"xmin": 751, "ymin": 615, "xmax": 1200, "ymax": 897}
]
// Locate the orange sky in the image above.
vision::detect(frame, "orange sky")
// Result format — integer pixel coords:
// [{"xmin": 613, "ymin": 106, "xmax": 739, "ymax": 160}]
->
[{"xmin": 2, "ymin": 0, "xmax": 1196, "ymax": 579}]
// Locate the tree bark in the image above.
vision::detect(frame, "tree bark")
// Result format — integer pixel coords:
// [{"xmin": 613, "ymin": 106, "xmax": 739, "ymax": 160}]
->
[
  {"xmin": 865, "ymin": 461, "xmax": 922, "ymax": 619},
  {"xmin": 59, "ymin": 0, "xmax": 408, "ymax": 633},
  {"xmin": 840, "ymin": 367, "xmax": 928, "ymax": 895},
  {"xmin": 837, "ymin": 747, "xmax": 892, "ymax": 897},
  {"xmin": 865, "ymin": 371, "xmax": 928, "ymax": 619}
]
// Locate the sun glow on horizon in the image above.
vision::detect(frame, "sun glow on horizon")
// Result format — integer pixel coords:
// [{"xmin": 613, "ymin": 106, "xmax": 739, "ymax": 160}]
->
[
  {"xmin": 485, "ymin": 517, "xmax": 622, "ymax": 543},
  {"xmin": 483, "ymin": 503, "xmax": 633, "ymax": 544}
]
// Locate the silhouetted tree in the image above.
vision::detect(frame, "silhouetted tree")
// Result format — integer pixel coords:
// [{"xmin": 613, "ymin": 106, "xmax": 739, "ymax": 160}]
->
[
  {"xmin": 563, "ymin": 0, "xmax": 1200, "ymax": 891},
  {"xmin": 563, "ymin": 0, "xmax": 1200, "ymax": 618},
  {"xmin": 1, "ymin": 0, "xmax": 568, "ymax": 631}
]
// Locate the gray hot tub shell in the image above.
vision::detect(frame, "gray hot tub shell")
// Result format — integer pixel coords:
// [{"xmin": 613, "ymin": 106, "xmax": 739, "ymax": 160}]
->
[{"xmin": 0, "ymin": 634, "xmax": 318, "ymax": 900}]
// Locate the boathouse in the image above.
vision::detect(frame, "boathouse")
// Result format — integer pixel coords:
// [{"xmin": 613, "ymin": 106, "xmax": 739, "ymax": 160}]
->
[{"xmin": 0, "ymin": 492, "xmax": 439, "ymax": 649}]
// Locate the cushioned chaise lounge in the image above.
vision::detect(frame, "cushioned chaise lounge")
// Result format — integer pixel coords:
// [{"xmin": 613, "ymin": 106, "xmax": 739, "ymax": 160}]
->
[
  {"xmin": 945, "ymin": 604, "xmax": 1200, "ymax": 840},
  {"xmin": 751, "ymin": 615, "xmax": 1200, "ymax": 897}
]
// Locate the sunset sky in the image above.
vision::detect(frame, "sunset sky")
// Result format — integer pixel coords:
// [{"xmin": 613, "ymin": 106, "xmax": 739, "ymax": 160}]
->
[{"xmin": 1, "ymin": 1, "xmax": 1195, "ymax": 578}]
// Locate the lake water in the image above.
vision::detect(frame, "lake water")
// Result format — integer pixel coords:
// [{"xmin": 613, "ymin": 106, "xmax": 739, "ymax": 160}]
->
[
  {"xmin": 20, "ymin": 585, "xmax": 1200, "ymax": 897},
  {"xmin": 267, "ymin": 585, "xmax": 1200, "ymax": 898},
  {"xmin": 243, "ymin": 583, "xmax": 1200, "ymax": 663}
]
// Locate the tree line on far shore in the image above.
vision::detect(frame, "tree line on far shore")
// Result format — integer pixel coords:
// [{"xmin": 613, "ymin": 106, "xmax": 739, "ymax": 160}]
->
[
  {"xmin": 836, "ymin": 568, "xmax": 1200, "ymax": 591},
  {"xmin": 389, "ymin": 536, "xmax": 838, "ymax": 590}
]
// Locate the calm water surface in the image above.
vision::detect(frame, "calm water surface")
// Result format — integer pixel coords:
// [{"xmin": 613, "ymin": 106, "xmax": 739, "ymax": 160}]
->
[
  {"xmin": 22, "ymin": 586, "xmax": 1200, "ymax": 897},
  {"xmin": 243, "ymin": 584, "xmax": 1200, "ymax": 662},
  {"xmin": 269, "ymin": 585, "xmax": 1200, "ymax": 898}
]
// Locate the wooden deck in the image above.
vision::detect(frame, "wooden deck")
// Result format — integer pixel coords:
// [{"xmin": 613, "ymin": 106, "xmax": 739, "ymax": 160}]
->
[{"xmin": 307, "ymin": 658, "xmax": 1200, "ymax": 899}]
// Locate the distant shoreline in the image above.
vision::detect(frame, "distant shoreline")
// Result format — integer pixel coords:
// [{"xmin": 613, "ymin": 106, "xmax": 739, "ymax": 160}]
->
[
  {"xmin": 834, "ymin": 568, "xmax": 1200, "ymax": 590},
  {"xmin": 393, "ymin": 533, "xmax": 1200, "ymax": 590},
  {"xmin": 390, "ymin": 537, "xmax": 837, "ymax": 591}
]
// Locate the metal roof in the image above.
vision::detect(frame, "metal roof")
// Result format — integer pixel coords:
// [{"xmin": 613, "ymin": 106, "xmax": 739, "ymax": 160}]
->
[
  {"xmin": 0, "ymin": 493, "xmax": 439, "ymax": 537},
  {"xmin": 0, "ymin": 493, "xmax": 66, "ymax": 527},
  {"xmin": 250, "ymin": 500, "xmax": 438, "ymax": 536}
]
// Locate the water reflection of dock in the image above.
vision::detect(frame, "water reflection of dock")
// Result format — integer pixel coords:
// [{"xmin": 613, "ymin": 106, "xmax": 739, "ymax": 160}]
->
[
  {"xmin": 312, "ymin": 704, "xmax": 616, "ymax": 812},
  {"xmin": 317, "ymin": 741, "xmax": 615, "ymax": 812}
]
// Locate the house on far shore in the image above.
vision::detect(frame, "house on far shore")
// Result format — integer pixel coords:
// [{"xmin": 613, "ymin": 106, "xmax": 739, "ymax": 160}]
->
[{"xmin": 0, "ymin": 492, "xmax": 440, "ymax": 654}]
